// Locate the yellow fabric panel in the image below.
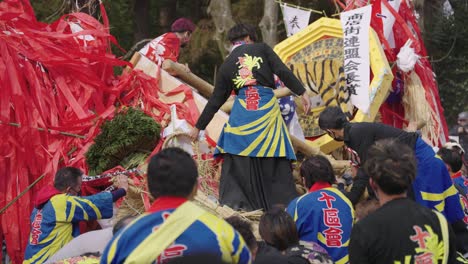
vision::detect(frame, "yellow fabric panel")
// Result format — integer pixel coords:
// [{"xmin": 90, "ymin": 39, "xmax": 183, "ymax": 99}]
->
[{"xmin": 124, "ymin": 201, "xmax": 205, "ymax": 264}]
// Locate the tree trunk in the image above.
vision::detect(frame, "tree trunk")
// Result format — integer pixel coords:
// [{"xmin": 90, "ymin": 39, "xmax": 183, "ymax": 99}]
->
[
  {"xmin": 133, "ymin": 0, "xmax": 150, "ymax": 42},
  {"xmin": 207, "ymin": 0, "xmax": 235, "ymax": 58},
  {"xmin": 159, "ymin": 0, "xmax": 178, "ymax": 33},
  {"xmin": 259, "ymin": 0, "xmax": 279, "ymax": 47}
]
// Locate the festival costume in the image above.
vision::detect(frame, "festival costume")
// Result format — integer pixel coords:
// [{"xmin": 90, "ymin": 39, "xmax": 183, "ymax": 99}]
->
[
  {"xmin": 349, "ymin": 198, "xmax": 466, "ymax": 264},
  {"xmin": 195, "ymin": 43, "xmax": 306, "ymax": 211},
  {"xmin": 343, "ymin": 122, "xmax": 465, "ymax": 224},
  {"xmin": 287, "ymin": 182, "xmax": 354, "ymax": 264},
  {"xmin": 139, "ymin": 32, "xmax": 180, "ymax": 66},
  {"xmin": 24, "ymin": 186, "xmax": 113, "ymax": 264},
  {"xmin": 453, "ymin": 172, "xmax": 468, "ymax": 221},
  {"xmin": 100, "ymin": 196, "xmax": 251, "ymax": 264}
]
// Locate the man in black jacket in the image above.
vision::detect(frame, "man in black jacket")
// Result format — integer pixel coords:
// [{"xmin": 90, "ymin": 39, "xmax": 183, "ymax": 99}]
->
[
  {"xmin": 190, "ymin": 24, "xmax": 309, "ymax": 211},
  {"xmin": 319, "ymin": 106, "xmax": 467, "ymax": 253},
  {"xmin": 349, "ymin": 139, "xmax": 466, "ymax": 263}
]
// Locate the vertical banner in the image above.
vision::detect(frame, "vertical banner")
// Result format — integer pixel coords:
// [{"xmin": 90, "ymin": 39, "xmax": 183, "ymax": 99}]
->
[
  {"xmin": 281, "ymin": 4, "xmax": 311, "ymax": 37},
  {"xmin": 381, "ymin": 0, "xmax": 402, "ymax": 48},
  {"xmin": 340, "ymin": 5, "xmax": 372, "ymax": 114}
]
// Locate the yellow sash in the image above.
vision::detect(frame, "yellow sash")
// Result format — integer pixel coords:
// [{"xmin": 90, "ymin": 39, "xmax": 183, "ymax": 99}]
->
[
  {"xmin": 434, "ymin": 211, "xmax": 449, "ymax": 264},
  {"xmin": 124, "ymin": 201, "xmax": 205, "ymax": 264}
]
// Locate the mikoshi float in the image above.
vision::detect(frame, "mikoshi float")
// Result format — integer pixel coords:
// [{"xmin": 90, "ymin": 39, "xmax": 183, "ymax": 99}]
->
[{"xmin": 0, "ymin": 0, "xmax": 448, "ymax": 262}]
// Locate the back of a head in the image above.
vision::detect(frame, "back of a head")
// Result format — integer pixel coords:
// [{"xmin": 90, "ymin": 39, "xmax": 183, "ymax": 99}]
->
[
  {"xmin": 259, "ymin": 206, "xmax": 299, "ymax": 251},
  {"xmin": 438, "ymin": 147, "xmax": 463, "ymax": 172},
  {"xmin": 364, "ymin": 139, "xmax": 416, "ymax": 195},
  {"xmin": 458, "ymin": 111, "xmax": 468, "ymax": 121},
  {"xmin": 225, "ymin": 216, "xmax": 257, "ymax": 253},
  {"xmin": 227, "ymin": 23, "xmax": 258, "ymax": 43},
  {"xmin": 54, "ymin": 167, "xmax": 83, "ymax": 191},
  {"xmin": 147, "ymin": 147, "xmax": 198, "ymax": 199},
  {"xmin": 171, "ymin": 18, "xmax": 196, "ymax": 33},
  {"xmin": 300, "ymin": 155, "xmax": 335, "ymax": 188},
  {"xmin": 318, "ymin": 106, "xmax": 348, "ymax": 130}
]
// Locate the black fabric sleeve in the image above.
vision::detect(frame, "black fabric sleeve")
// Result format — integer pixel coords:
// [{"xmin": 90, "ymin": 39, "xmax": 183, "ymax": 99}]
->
[
  {"xmin": 447, "ymin": 220, "xmax": 468, "ymax": 263},
  {"xmin": 349, "ymin": 224, "xmax": 371, "ymax": 264},
  {"xmin": 195, "ymin": 69, "xmax": 232, "ymax": 130},
  {"xmin": 451, "ymin": 219, "xmax": 468, "ymax": 254},
  {"xmin": 262, "ymin": 43, "xmax": 306, "ymax": 96},
  {"xmin": 342, "ymin": 168, "xmax": 370, "ymax": 205}
]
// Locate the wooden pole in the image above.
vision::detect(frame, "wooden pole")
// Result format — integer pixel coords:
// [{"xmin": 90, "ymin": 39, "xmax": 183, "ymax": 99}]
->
[
  {"xmin": 162, "ymin": 60, "xmax": 214, "ymax": 98},
  {"xmin": 0, "ymin": 174, "xmax": 46, "ymax": 214},
  {"xmin": 1, "ymin": 122, "xmax": 86, "ymax": 139}
]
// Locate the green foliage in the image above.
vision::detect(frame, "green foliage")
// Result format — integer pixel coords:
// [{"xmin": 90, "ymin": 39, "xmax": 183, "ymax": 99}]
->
[
  {"xmin": 102, "ymin": 0, "xmax": 135, "ymax": 56},
  {"xmin": 85, "ymin": 108, "xmax": 161, "ymax": 175},
  {"xmin": 425, "ymin": 2, "xmax": 468, "ymax": 125},
  {"xmin": 31, "ymin": 0, "xmax": 70, "ymax": 22}
]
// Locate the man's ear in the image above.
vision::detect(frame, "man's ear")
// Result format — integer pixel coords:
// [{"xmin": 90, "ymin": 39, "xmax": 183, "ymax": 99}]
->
[{"xmin": 188, "ymin": 183, "xmax": 198, "ymax": 200}]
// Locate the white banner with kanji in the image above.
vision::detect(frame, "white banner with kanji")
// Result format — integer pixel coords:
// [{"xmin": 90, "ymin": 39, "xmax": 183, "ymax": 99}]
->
[
  {"xmin": 340, "ymin": 5, "xmax": 372, "ymax": 114},
  {"xmin": 281, "ymin": 4, "xmax": 311, "ymax": 37}
]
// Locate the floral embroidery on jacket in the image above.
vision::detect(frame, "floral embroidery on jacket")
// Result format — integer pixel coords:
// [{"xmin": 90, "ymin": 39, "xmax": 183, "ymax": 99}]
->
[{"xmin": 233, "ymin": 54, "xmax": 263, "ymax": 89}]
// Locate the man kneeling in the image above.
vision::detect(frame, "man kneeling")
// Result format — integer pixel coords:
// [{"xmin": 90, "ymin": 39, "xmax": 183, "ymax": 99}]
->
[{"xmin": 101, "ymin": 147, "xmax": 251, "ymax": 264}]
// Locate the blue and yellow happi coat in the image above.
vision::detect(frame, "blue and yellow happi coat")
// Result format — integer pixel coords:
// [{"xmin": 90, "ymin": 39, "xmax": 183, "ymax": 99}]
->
[
  {"xmin": 413, "ymin": 138, "xmax": 465, "ymax": 224},
  {"xmin": 101, "ymin": 204, "xmax": 251, "ymax": 264},
  {"xmin": 24, "ymin": 192, "xmax": 113, "ymax": 264},
  {"xmin": 287, "ymin": 188, "xmax": 355, "ymax": 264},
  {"xmin": 215, "ymin": 85, "xmax": 296, "ymax": 160}
]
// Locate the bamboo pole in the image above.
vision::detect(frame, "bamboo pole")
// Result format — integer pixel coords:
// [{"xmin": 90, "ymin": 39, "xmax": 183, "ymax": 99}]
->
[
  {"xmin": 1, "ymin": 122, "xmax": 86, "ymax": 139},
  {"xmin": 162, "ymin": 60, "xmax": 214, "ymax": 98},
  {"xmin": 0, "ymin": 174, "xmax": 47, "ymax": 214},
  {"xmin": 161, "ymin": 60, "xmax": 292, "ymax": 113}
]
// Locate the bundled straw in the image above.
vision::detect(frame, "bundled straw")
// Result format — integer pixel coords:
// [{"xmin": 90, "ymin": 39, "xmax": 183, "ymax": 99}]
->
[
  {"xmin": 403, "ymin": 71, "xmax": 440, "ymax": 145},
  {"xmin": 163, "ymin": 132, "xmax": 222, "ymax": 198},
  {"xmin": 111, "ymin": 175, "xmax": 149, "ymax": 222},
  {"xmin": 194, "ymin": 191, "xmax": 262, "ymax": 238}
]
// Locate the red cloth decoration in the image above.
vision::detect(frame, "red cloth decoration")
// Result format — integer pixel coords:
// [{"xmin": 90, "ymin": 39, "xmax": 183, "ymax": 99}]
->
[
  {"xmin": 368, "ymin": 0, "xmax": 449, "ymax": 145},
  {"xmin": 0, "ymin": 2, "xmax": 211, "ymax": 263},
  {"xmin": 33, "ymin": 185, "xmax": 62, "ymax": 209}
]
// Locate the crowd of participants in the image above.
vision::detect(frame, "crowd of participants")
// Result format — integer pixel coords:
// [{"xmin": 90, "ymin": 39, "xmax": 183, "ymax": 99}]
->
[
  {"xmin": 22, "ymin": 136, "xmax": 468, "ymax": 264},
  {"xmin": 19, "ymin": 17, "xmax": 468, "ymax": 264}
]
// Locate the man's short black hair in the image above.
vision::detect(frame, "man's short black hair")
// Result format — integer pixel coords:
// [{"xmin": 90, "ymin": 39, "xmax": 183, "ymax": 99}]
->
[
  {"xmin": 54, "ymin": 167, "xmax": 83, "ymax": 191},
  {"xmin": 364, "ymin": 139, "xmax": 416, "ymax": 195},
  {"xmin": 318, "ymin": 106, "xmax": 349, "ymax": 130},
  {"xmin": 300, "ymin": 155, "xmax": 335, "ymax": 188},
  {"xmin": 147, "ymin": 147, "xmax": 198, "ymax": 199},
  {"xmin": 225, "ymin": 216, "xmax": 257, "ymax": 252},
  {"xmin": 227, "ymin": 23, "xmax": 257, "ymax": 43},
  {"xmin": 259, "ymin": 206, "xmax": 299, "ymax": 251},
  {"xmin": 438, "ymin": 147, "xmax": 463, "ymax": 172}
]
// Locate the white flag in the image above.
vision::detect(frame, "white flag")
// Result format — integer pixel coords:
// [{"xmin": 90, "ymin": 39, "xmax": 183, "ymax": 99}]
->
[
  {"xmin": 381, "ymin": 0, "xmax": 401, "ymax": 48},
  {"xmin": 281, "ymin": 4, "xmax": 311, "ymax": 37},
  {"xmin": 340, "ymin": 5, "xmax": 372, "ymax": 114}
]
